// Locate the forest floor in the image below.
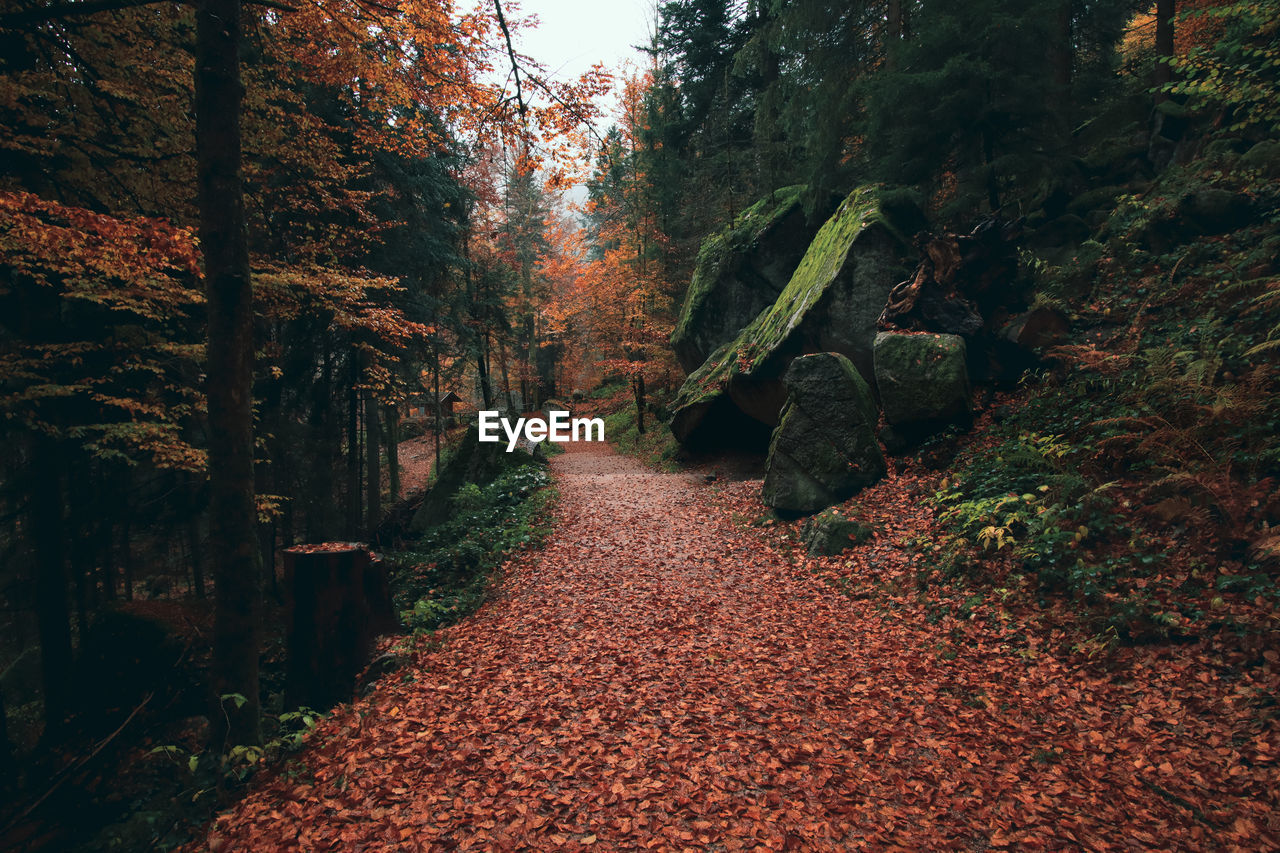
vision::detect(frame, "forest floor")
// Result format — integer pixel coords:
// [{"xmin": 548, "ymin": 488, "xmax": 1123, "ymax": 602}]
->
[
  {"xmin": 202, "ymin": 441, "xmax": 1278, "ymax": 851},
  {"xmin": 397, "ymin": 433, "xmax": 446, "ymax": 497}
]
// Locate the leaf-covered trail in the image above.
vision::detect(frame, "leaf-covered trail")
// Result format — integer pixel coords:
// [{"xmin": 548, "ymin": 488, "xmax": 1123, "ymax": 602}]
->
[{"xmin": 206, "ymin": 442, "xmax": 1278, "ymax": 851}]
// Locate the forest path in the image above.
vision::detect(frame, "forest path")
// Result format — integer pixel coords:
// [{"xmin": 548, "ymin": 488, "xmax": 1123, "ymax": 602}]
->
[{"xmin": 207, "ymin": 441, "xmax": 1276, "ymax": 851}]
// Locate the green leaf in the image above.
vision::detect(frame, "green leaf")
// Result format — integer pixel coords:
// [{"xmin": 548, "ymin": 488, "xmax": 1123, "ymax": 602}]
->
[{"xmin": 221, "ymin": 692, "xmax": 248, "ymax": 710}]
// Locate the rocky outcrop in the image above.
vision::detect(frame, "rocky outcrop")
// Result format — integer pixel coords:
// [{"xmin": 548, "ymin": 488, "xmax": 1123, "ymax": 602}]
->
[
  {"xmin": 761, "ymin": 353, "xmax": 885, "ymax": 514},
  {"xmin": 671, "ymin": 185, "xmax": 818, "ymax": 373},
  {"xmin": 671, "ymin": 186, "xmax": 919, "ymax": 448},
  {"xmin": 873, "ymin": 332, "xmax": 971, "ymax": 434}
]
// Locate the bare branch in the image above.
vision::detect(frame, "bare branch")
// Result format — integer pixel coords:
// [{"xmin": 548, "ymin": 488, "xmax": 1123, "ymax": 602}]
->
[{"xmin": 491, "ymin": 0, "xmax": 526, "ymax": 120}]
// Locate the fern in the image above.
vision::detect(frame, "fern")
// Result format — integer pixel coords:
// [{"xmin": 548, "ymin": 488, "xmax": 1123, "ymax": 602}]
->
[{"xmin": 1245, "ymin": 278, "xmax": 1280, "ymax": 359}]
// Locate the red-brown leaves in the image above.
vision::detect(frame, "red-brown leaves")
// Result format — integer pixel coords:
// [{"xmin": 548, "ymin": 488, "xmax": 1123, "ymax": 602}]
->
[{"xmin": 201, "ymin": 442, "xmax": 1280, "ymax": 851}]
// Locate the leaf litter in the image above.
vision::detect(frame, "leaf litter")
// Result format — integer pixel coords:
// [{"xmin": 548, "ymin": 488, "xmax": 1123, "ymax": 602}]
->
[{"xmin": 203, "ymin": 442, "xmax": 1279, "ymax": 851}]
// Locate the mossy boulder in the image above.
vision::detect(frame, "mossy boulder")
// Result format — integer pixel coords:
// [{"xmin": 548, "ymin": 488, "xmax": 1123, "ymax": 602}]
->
[
  {"xmin": 873, "ymin": 332, "xmax": 971, "ymax": 432},
  {"xmin": 761, "ymin": 353, "xmax": 886, "ymax": 514},
  {"xmin": 1000, "ymin": 306, "xmax": 1068, "ymax": 351},
  {"xmin": 671, "ymin": 185, "xmax": 818, "ymax": 373},
  {"xmin": 1030, "ymin": 214, "xmax": 1091, "ymax": 251},
  {"xmin": 670, "ymin": 185, "xmax": 917, "ymax": 448},
  {"xmin": 410, "ymin": 423, "xmax": 541, "ymax": 531},
  {"xmin": 1066, "ymin": 186, "xmax": 1123, "ymax": 219},
  {"xmin": 801, "ymin": 510, "xmax": 874, "ymax": 556},
  {"xmin": 1178, "ymin": 189, "xmax": 1255, "ymax": 235},
  {"xmin": 1241, "ymin": 140, "xmax": 1280, "ymax": 179}
]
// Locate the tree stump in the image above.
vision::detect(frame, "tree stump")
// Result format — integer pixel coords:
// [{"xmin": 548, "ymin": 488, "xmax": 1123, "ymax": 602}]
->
[{"xmin": 283, "ymin": 543, "xmax": 397, "ymax": 710}]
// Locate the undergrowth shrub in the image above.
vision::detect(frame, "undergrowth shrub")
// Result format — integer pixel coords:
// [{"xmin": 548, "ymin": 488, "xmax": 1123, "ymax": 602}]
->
[
  {"xmin": 936, "ymin": 432, "xmax": 1126, "ymax": 598},
  {"xmin": 388, "ymin": 463, "xmax": 554, "ymax": 632},
  {"xmin": 602, "ymin": 392, "xmax": 682, "ymax": 470},
  {"xmin": 934, "ymin": 146, "xmax": 1280, "ymax": 634}
]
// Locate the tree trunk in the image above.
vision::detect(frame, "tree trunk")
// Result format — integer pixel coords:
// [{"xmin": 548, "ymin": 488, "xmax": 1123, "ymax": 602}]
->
[
  {"xmin": 258, "ymin": 358, "xmax": 283, "ymax": 598},
  {"xmin": 477, "ymin": 331, "xmax": 493, "ymax": 409},
  {"xmin": 308, "ymin": 343, "xmax": 337, "ymax": 541},
  {"xmin": 197, "ymin": 0, "xmax": 262, "ymax": 748},
  {"xmin": 121, "ymin": 505, "xmax": 134, "ymax": 601},
  {"xmin": 885, "ymin": 0, "xmax": 902, "ymax": 70},
  {"xmin": 364, "ymin": 390, "xmax": 381, "ymax": 536},
  {"xmin": 1051, "ymin": 2, "xmax": 1073, "ymax": 113},
  {"xmin": 345, "ymin": 357, "xmax": 361, "ymax": 538},
  {"xmin": 187, "ymin": 476, "xmax": 205, "ymax": 599},
  {"xmin": 497, "ymin": 337, "xmax": 515, "ymax": 412},
  {"xmin": 633, "ymin": 374, "xmax": 646, "ymax": 434},
  {"xmin": 463, "ymin": 238, "xmax": 493, "ymax": 409},
  {"xmin": 1154, "ymin": 0, "xmax": 1176, "ymax": 102},
  {"xmin": 70, "ymin": 456, "xmax": 92, "ymax": 633},
  {"xmin": 98, "ymin": 511, "xmax": 117, "ymax": 601},
  {"xmin": 433, "ymin": 350, "xmax": 442, "ymax": 475},
  {"xmin": 385, "ymin": 405, "xmax": 400, "ymax": 502},
  {"xmin": 31, "ymin": 434, "xmax": 74, "ymax": 737}
]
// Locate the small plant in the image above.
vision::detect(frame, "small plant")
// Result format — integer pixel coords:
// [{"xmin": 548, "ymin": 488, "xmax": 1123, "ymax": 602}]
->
[{"xmin": 150, "ymin": 701, "xmax": 323, "ymax": 794}]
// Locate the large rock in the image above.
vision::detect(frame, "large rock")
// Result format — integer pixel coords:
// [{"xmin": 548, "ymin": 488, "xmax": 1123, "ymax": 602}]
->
[
  {"xmin": 671, "ymin": 185, "xmax": 818, "ymax": 373},
  {"xmin": 670, "ymin": 186, "xmax": 918, "ymax": 448},
  {"xmin": 801, "ymin": 510, "xmax": 874, "ymax": 556},
  {"xmin": 761, "ymin": 353, "xmax": 885, "ymax": 514},
  {"xmin": 1000, "ymin": 306, "xmax": 1068, "ymax": 351},
  {"xmin": 1177, "ymin": 189, "xmax": 1254, "ymax": 235},
  {"xmin": 873, "ymin": 332, "xmax": 971, "ymax": 431}
]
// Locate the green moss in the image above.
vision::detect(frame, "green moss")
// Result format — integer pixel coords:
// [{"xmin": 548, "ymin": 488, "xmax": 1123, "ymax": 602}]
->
[
  {"xmin": 672, "ymin": 184, "xmax": 807, "ymax": 347},
  {"xmin": 673, "ymin": 185, "xmax": 907, "ymax": 412},
  {"xmin": 873, "ymin": 332, "xmax": 970, "ymax": 426},
  {"xmin": 603, "ymin": 403, "xmax": 682, "ymax": 471}
]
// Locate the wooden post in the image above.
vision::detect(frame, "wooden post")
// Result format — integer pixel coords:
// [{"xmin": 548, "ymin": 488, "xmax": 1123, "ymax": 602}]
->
[{"xmin": 283, "ymin": 544, "xmax": 396, "ymax": 710}]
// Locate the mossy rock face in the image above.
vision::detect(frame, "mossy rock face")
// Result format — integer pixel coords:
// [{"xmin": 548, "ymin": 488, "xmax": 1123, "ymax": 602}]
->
[
  {"xmin": 1066, "ymin": 186, "xmax": 1123, "ymax": 219},
  {"xmin": 873, "ymin": 332, "xmax": 971, "ymax": 431},
  {"xmin": 671, "ymin": 185, "xmax": 817, "ymax": 373},
  {"xmin": 1030, "ymin": 214, "xmax": 1091, "ymax": 251},
  {"xmin": 801, "ymin": 510, "xmax": 874, "ymax": 556},
  {"xmin": 761, "ymin": 353, "xmax": 885, "ymax": 514},
  {"xmin": 1242, "ymin": 140, "xmax": 1280, "ymax": 179},
  {"xmin": 670, "ymin": 185, "xmax": 916, "ymax": 448},
  {"xmin": 410, "ymin": 424, "xmax": 539, "ymax": 531}
]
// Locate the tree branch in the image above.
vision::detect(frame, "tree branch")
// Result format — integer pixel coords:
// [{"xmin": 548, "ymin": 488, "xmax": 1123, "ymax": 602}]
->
[{"xmin": 491, "ymin": 0, "xmax": 525, "ymax": 120}]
